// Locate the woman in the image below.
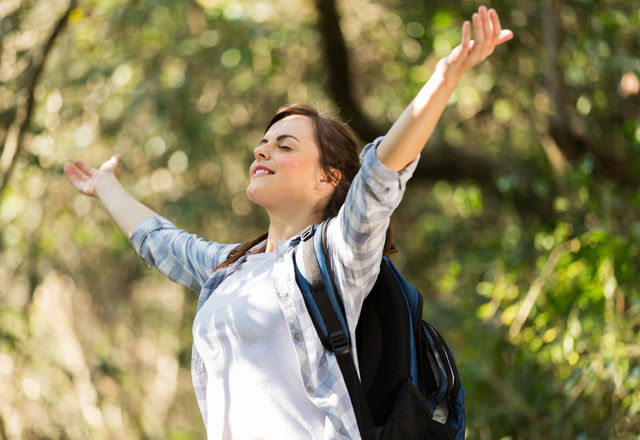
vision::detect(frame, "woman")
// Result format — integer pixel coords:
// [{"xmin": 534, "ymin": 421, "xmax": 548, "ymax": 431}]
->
[{"xmin": 65, "ymin": 7, "xmax": 512, "ymax": 439}]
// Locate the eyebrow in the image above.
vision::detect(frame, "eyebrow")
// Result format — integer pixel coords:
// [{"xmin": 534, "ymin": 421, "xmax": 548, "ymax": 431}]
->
[{"xmin": 259, "ymin": 134, "xmax": 300, "ymax": 144}]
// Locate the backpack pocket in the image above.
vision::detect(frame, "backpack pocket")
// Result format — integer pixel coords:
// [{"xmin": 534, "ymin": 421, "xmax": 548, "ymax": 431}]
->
[
  {"xmin": 420, "ymin": 321, "xmax": 443, "ymax": 399},
  {"xmin": 379, "ymin": 381, "xmax": 458, "ymax": 440}
]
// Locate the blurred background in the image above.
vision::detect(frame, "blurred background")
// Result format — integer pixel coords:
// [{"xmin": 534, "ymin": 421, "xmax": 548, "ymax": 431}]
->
[{"xmin": 1, "ymin": 0, "xmax": 639, "ymax": 438}]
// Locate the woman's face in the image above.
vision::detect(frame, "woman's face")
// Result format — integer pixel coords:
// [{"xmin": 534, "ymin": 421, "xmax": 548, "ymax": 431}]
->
[{"xmin": 246, "ymin": 115, "xmax": 332, "ymax": 215}]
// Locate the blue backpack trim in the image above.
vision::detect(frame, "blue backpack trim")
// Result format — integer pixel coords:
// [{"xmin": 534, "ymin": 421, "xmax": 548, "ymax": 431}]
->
[{"xmin": 312, "ymin": 225, "xmax": 351, "ymax": 342}]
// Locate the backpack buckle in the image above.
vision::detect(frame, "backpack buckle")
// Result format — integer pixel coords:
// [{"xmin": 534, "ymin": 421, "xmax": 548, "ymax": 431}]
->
[
  {"xmin": 301, "ymin": 225, "xmax": 314, "ymax": 242},
  {"xmin": 329, "ymin": 330, "xmax": 350, "ymax": 356}
]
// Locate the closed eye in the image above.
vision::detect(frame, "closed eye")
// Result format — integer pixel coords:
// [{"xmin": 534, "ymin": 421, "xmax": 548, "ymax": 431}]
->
[{"xmin": 278, "ymin": 145, "xmax": 292, "ymax": 150}]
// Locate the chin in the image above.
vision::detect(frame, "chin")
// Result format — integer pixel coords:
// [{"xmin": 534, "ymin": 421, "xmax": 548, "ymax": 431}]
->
[
  {"xmin": 246, "ymin": 186, "xmax": 259, "ymax": 204},
  {"xmin": 248, "ymin": 186, "xmax": 303, "ymax": 214},
  {"xmin": 246, "ymin": 185, "xmax": 270, "ymax": 209}
]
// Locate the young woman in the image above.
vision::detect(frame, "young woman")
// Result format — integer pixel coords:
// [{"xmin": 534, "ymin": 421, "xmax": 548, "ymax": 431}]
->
[{"xmin": 65, "ymin": 7, "xmax": 512, "ymax": 439}]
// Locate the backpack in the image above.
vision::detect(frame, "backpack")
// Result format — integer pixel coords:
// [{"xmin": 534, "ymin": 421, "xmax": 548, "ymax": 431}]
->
[{"xmin": 294, "ymin": 221, "xmax": 466, "ymax": 440}]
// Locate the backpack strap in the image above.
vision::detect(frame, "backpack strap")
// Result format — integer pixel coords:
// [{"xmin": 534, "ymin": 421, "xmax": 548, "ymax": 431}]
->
[
  {"xmin": 296, "ymin": 221, "xmax": 377, "ymax": 440},
  {"xmin": 298, "ymin": 222, "xmax": 349, "ymax": 351}
]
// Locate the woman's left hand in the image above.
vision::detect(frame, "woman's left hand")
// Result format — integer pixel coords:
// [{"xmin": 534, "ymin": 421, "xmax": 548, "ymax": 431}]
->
[{"xmin": 436, "ymin": 6, "xmax": 513, "ymax": 89}]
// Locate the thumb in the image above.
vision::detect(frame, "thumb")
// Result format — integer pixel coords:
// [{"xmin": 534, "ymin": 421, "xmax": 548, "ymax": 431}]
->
[
  {"xmin": 497, "ymin": 29, "xmax": 513, "ymax": 45},
  {"xmin": 103, "ymin": 153, "xmax": 122, "ymax": 174},
  {"xmin": 110, "ymin": 153, "xmax": 122, "ymax": 164}
]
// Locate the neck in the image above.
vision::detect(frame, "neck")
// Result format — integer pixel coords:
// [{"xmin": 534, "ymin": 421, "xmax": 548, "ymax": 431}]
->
[{"xmin": 264, "ymin": 209, "xmax": 322, "ymax": 253}]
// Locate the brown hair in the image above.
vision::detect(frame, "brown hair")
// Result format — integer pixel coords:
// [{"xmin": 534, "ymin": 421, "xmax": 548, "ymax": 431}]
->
[{"xmin": 214, "ymin": 104, "xmax": 397, "ymax": 271}]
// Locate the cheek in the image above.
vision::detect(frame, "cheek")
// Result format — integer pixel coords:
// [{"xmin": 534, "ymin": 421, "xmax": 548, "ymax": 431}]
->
[{"xmin": 278, "ymin": 156, "xmax": 316, "ymax": 180}]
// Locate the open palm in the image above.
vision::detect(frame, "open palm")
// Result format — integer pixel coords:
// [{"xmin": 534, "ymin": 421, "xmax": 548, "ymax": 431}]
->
[{"xmin": 63, "ymin": 154, "xmax": 122, "ymax": 197}]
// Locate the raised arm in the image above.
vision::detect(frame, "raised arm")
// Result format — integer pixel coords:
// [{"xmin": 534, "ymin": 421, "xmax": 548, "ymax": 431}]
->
[
  {"xmin": 64, "ymin": 154, "xmax": 158, "ymax": 238},
  {"xmin": 376, "ymin": 6, "xmax": 513, "ymax": 171}
]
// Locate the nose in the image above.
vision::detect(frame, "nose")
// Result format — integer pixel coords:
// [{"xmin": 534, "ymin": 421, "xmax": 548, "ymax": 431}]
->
[{"xmin": 253, "ymin": 143, "xmax": 270, "ymax": 160}]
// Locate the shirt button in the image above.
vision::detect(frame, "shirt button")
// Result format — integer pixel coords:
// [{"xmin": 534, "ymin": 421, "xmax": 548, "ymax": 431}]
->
[
  {"xmin": 294, "ymin": 332, "xmax": 303, "ymax": 341},
  {"xmin": 279, "ymin": 291, "xmax": 288, "ymax": 298},
  {"xmin": 339, "ymin": 427, "xmax": 348, "ymax": 436},
  {"xmin": 306, "ymin": 385, "xmax": 314, "ymax": 393}
]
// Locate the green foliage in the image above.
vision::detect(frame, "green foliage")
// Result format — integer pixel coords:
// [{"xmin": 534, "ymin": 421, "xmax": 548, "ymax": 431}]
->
[{"xmin": 1, "ymin": 0, "xmax": 639, "ymax": 438}]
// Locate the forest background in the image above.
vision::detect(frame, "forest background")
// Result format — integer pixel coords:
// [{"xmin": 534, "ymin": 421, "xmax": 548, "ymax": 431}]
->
[{"xmin": 1, "ymin": 0, "xmax": 639, "ymax": 438}]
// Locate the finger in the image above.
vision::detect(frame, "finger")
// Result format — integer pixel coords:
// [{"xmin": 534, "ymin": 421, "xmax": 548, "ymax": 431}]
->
[
  {"xmin": 64, "ymin": 162, "xmax": 84, "ymax": 181},
  {"xmin": 63, "ymin": 163, "xmax": 89, "ymax": 192},
  {"xmin": 472, "ymin": 12, "xmax": 485, "ymax": 48},
  {"xmin": 111, "ymin": 154, "xmax": 122, "ymax": 174},
  {"xmin": 461, "ymin": 20, "xmax": 471, "ymax": 52},
  {"xmin": 103, "ymin": 154, "xmax": 122, "ymax": 173},
  {"xmin": 74, "ymin": 159, "xmax": 96, "ymax": 176},
  {"xmin": 489, "ymin": 9, "xmax": 502, "ymax": 43},
  {"xmin": 497, "ymin": 29, "xmax": 514, "ymax": 45},
  {"xmin": 64, "ymin": 164, "xmax": 96, "ymax": 195},
  {"xmin": 480, "ymin": 6, "xmax": 492, "ymax": 45}
]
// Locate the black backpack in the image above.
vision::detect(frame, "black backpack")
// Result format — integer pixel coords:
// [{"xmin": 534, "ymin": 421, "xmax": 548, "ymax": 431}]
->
[{"xmin": 294, "ymin": 221, "xmax": 466, "ymax": 440}]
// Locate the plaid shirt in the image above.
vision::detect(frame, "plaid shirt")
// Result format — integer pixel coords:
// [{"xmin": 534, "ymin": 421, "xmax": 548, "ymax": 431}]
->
[{"xmin": 130, "ymin": 138, "xmax": 418, "ymax": 439}]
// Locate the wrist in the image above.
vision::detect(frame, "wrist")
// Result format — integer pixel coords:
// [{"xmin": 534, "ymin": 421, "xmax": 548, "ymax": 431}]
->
[
  {"xmin": 434, "ymin": 57, "xmax": 463, "ymax": 92},
  {"xmin": 95, "ymin": 172, "xmax": 120, "ymax": 198}
]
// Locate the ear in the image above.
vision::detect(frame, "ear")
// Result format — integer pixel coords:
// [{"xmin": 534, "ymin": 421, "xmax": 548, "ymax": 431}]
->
[{"xmin": 318, "ymin": 168, "xmax": 341, "ymax": 188}]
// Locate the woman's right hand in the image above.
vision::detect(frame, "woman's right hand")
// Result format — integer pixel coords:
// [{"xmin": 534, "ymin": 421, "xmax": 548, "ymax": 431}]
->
[
  {"xmin": 435, "ymin": 6, "xmax": 513, "ymax": 90},
  {"xmin": 63, "ymin": 154, "xmax": 122, "ymax": 197}
]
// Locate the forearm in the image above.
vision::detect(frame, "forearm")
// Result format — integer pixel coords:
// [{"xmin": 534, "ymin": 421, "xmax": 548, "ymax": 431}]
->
[
  {"xmin": 376, "ymin": 6, "xmax": 512, "ymax": 172},
  {"xmin": 95, "ymin": 174, "xmax": 158, "ymax": 239},
  {"xmin": 375, "ymin": 69, "xmax": 453, "ymax": 172}
]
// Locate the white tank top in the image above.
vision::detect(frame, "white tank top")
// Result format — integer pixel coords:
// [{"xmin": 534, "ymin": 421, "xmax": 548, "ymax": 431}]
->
[{"xmin": 193, "ymin": 251, "xmax": 327, "ymax": 439}]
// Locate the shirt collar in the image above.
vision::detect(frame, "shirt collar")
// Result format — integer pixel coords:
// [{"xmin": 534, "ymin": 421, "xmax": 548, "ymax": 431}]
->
[{"xmin": 244, "ymin": 226, "xmax": 312, "ymax": 257}]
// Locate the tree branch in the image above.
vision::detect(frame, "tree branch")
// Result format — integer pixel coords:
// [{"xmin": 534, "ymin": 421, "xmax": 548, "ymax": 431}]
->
[
  {"xmin": 313, "ymin": 0, "xmax": 385, "ymax": 141},
  {"xmin": 414, "ymin": 141, "xmax": 555, "ymax": 220},
  {"xmin": 508, "ymin": 238, "xmax": 581, "ymax": 340},
  {"xmin": 541, "ymin": 0, "xmax": 637, "ymax": 185},
  {"xmin": 542, "ymin": 0, "xmax": 568, "ymax": 132},
  {"xmin": 0, "ymin": 0, "xmax": 78, "ymax": 198}
]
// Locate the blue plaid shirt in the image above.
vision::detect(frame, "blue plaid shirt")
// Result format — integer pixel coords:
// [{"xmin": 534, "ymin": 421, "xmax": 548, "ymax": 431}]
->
[{"xmin": 130, "ymin": 138, "xmax": 418, "ymax": 439}]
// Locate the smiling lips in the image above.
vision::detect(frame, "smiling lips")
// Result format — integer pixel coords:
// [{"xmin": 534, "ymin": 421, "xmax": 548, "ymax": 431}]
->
[{"xmin": 251, "ymin": 164, "xmax": 275, "ymax": 177}]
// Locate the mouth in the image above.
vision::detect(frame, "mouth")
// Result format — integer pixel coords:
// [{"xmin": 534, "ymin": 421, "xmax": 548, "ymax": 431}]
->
[{"xmin": 251, "ymin": 165, "xmax": 275, "ymax": 177}]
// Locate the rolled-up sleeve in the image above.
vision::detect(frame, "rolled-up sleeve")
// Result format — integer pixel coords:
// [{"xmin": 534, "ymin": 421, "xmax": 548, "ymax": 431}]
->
[
  {"xmin": 326, "ymin": 137, "xmax": 419, "ymax": 320},
  {"xmin": 130, "ymin": 216, "xmax": 238, "ymax": 292}
]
